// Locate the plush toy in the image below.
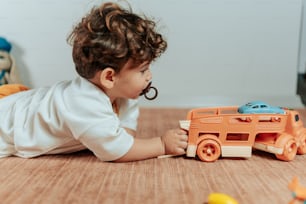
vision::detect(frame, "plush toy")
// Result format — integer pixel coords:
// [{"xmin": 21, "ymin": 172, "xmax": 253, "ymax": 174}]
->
[
  {"xmin": 0, "ymin": 84, "xmax": 29, "ymax": 99},
  {"xmin": 0, "ymin": 37, "xmax": 29, "ymax": 98},
  {"xmin": 0, "ymin": 37, "xmax": 20, "ymax": 85}
]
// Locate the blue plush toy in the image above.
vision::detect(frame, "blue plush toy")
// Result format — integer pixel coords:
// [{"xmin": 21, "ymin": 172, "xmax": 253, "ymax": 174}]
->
[
  {"xmin": 0, "ymin": 37, "xmax": 19, "ymax": 85},
  {"xmin": 0, "ymin": 37, "xmax": 12, "ymax": 53}
]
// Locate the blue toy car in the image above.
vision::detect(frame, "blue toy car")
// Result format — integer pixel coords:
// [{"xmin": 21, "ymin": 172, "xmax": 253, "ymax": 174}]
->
[{"xmin": 238, "ymin": 101, "xmax": 285, "ymax": 114}]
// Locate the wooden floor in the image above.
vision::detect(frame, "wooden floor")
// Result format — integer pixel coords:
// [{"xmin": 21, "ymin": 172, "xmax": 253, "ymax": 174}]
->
[{"xmin": 0, "ymin": 108, "xmax": 305, "ymax": 204}]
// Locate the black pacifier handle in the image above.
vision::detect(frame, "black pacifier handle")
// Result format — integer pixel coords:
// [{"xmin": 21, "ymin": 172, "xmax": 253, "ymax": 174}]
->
[{"xmin": 140, "ymin": 82, "xmax": 158, "ymax": 100}]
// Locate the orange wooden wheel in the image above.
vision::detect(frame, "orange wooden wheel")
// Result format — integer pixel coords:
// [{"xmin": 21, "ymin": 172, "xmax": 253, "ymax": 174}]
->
[
  {"xmin": 196, "ymin": 139, "xmax": 221, "ymax": 162},
  {"xmin": 275, "ymin": 139, "xmax": 297, "ymax": 161}
]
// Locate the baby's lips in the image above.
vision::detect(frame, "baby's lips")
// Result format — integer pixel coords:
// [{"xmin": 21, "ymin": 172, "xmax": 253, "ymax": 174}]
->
[{"xmin": 140, "ymin": 82, "xmax": 158, "ymax": 100}]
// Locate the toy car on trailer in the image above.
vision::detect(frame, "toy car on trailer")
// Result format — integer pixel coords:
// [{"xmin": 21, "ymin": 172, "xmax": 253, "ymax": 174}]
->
[
  {"xmin": 238, "ymin": 101, "xmax": 285, "ymax": 114},
  {"xmin": 179, "ymin": 101, "xmax": 306, "ymax": 162}
]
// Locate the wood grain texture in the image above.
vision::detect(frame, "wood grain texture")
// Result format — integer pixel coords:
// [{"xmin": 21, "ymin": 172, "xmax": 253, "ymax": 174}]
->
[{"xmin": 0, "ymin": 108, "xmax": 305, "ymax": 204}]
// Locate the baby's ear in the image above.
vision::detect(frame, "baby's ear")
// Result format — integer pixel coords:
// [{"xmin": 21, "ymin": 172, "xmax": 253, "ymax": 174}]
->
[{"xmin": 99, "ymin": 68, "xmax": 115, "ymax": 89}]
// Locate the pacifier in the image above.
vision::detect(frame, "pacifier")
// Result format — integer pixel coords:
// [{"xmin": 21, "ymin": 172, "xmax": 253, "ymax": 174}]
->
[{"xmin": 140, "ymin": 81, "xmax": 158, "ymax": 100}]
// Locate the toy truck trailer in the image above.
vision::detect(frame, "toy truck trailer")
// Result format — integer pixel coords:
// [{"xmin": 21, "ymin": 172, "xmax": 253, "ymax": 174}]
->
[{"xmin": 179, "ymin": 106, "xmax": 306, "ymax": 162}]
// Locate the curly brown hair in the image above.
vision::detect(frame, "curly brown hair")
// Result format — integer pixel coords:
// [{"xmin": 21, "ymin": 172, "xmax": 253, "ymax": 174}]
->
[{"xmin": 67, "ymin": 2, "xmax": 167, "ymax": 79}]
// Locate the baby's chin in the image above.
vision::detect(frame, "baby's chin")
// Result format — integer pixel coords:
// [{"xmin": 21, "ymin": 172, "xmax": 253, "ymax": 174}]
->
[
  {"xmin": 129, "ymin": 96, "xmax": 139, "ymax": 100},
  {"xmin": 128, "ymin": 94, "xmax": 141, "ymax": 100}
]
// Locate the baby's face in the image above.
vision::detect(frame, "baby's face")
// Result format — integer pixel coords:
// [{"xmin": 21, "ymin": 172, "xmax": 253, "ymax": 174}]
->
[
  {"xmin": 113, "ymin": 60, "xmax": 152, "ymax": 100},
  {"xmin": 0, "ymin": 51, "xmax": 11, "ymax": 71}
]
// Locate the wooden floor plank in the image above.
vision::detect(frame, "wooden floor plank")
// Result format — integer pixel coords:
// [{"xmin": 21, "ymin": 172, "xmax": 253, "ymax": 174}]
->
[{"xmin": 0, "ymin": 108, "xmax": 305, "ymax": 204}]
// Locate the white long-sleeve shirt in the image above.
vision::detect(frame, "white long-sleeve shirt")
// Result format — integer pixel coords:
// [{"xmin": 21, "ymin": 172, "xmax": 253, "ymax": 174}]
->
[{"xmin": 0, "ymin": 76, "xmax": 138, "ymax": 161}]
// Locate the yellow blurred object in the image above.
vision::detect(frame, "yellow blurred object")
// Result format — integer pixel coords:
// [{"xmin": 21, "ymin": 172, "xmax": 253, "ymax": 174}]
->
[
  {"xmin": 288, "ymin": 177, "xmax": 306, "ymax": 204},
  {"xmin": 208, "ymin": 193, "xmax": 238, "ymax": 204},
  {"xmin": 0, "ymin": 84, "xmax": 29, "ymax": 99}
]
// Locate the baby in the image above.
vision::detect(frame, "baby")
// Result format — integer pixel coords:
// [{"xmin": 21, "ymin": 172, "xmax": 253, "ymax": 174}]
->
[{"xmin": 0, "ymin": 2, "xmax": 188, "ymax": 162}]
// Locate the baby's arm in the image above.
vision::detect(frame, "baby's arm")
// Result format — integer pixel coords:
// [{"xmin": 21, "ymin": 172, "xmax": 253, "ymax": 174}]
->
[
  {"xmin": 115, "ymin": 129, "xmax": 187, "ymax": 162},
  {"xmin": 124, "ymin": 128, "xmax": 136, "ymax": 137}
]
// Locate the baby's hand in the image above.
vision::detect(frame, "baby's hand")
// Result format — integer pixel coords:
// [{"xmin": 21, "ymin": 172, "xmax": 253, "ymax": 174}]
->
[{"xmin": 161, "ymin": 129, "xmax": 188, "ymax": 155}]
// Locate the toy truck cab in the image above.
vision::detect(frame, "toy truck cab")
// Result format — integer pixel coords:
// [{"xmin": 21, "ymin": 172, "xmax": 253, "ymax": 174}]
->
[
  {"xmin": 286, "ymin": 110, "xmax": 306, "ymax": 155},
  {"xmin": 253, "ymin": 109, "xmax": 306, "ymax": 161},
  {"xmin": 180, "ymin": 106, "xmax": 306, "ymax": 162}
]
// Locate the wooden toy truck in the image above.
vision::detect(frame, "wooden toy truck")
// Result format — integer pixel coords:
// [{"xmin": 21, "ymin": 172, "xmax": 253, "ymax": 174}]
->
[{"xmin": 179, "ymin": 106, "xmax": 306, "ymax": 162}]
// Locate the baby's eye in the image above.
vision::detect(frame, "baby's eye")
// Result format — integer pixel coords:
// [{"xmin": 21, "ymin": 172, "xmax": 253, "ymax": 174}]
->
[{"xmin": 140, "ymin": 68, "xmax": 148, "ymax": 74}]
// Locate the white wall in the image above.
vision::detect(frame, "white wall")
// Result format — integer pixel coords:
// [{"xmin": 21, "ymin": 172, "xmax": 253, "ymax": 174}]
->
[
  {"xmin": 299, "ymin": 0, "xmax": 306, "ymax": 73},
  {"xmin": 1, "ymin": 0, "xmax": 304, "ymax": 108}
]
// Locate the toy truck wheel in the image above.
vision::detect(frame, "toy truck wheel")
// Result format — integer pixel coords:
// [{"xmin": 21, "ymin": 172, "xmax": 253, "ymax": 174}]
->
[
  {"xmin": 275, "ymin": 136, "xmax": 297, "ymax": 161},
  {"xmin": 297, "ymin": 135, "xmax": 306, "ymax": 155},
  {"xmin": 196, "ymin": 138, "xmax": 221, "ymax": 162}
]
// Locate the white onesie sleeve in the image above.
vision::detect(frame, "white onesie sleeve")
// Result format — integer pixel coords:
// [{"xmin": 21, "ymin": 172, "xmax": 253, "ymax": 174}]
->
[
  {"xmin": 76, "ymin": 116, "xmax": 134, "ymax": 161},
  {"xmin": 117, "ymin": 98, "xmax": 139, "ymax": 130},
  {"xmin": 60, "ymin": 77, "xmax": 137, "ymax": 161}
]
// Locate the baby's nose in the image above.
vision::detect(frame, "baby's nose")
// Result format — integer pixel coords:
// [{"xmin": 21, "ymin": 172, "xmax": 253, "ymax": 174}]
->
[{"xmin": 146, "ymin": 70, "xmax": 152, "ymax": 81}]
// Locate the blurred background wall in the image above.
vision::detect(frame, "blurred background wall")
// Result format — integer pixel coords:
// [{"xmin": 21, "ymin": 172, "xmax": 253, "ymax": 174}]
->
[{"xmin": 1, "ymin": 0, "xmax": 305, "ymax": 107}]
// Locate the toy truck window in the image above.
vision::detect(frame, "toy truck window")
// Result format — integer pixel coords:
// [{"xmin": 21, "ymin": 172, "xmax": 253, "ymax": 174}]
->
[
  {"xmin": 229, "ymin": 117, "xmax": 252, "ymax": 123},
  {"xmin": 295, "ymin": 114, "xmax": 300, "ymax": 122},
  {"xmin": 226, "ymin": 133, "xmax": 249, "ymax": 141}
]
